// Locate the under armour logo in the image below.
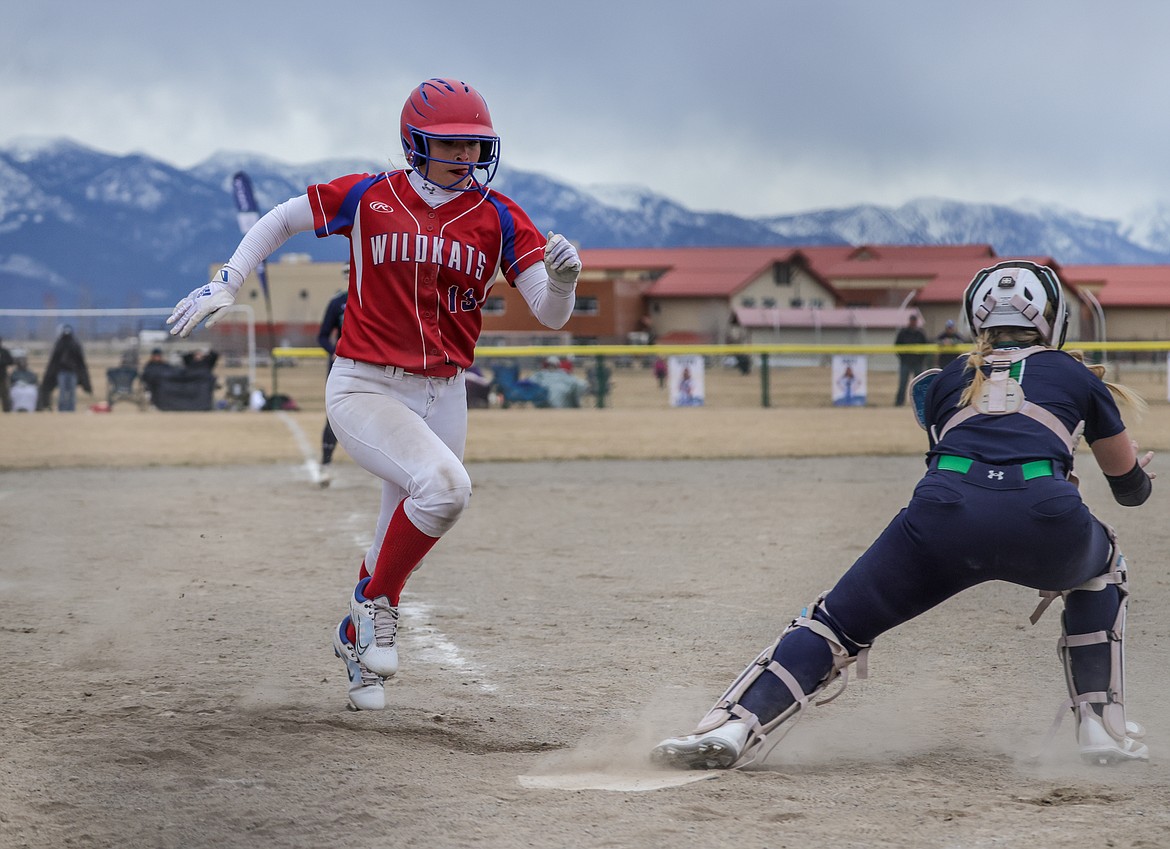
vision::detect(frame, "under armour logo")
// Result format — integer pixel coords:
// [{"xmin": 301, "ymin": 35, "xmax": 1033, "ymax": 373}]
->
[{"xmin": 988, "ymin": 470, "xmax": 1005, "ymax": 480}]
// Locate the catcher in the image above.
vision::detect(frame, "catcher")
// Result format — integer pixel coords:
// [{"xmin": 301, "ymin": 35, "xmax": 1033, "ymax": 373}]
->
[{"xmin": 654, "ymin": 260, "xmax": 1155, "ymax": 769}]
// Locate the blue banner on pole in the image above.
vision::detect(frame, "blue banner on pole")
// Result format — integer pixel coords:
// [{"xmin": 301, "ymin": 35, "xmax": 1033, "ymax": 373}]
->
[{"xmin": 231, "ymin": 171, "xmax": 269, "ymax": 298}]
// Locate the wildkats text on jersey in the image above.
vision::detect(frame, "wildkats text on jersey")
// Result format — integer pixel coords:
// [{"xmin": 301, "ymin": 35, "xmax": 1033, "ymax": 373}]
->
[{"xmin": 368, "ymin": 233, "xmax": 490, "ymax": 282}]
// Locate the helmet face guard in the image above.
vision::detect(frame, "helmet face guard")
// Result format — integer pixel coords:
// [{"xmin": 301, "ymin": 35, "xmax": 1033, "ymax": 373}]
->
[
  {"xmin": 400, "ymin": 78, "xmax": 500, "ymax": 191},
  {"xmin": 404, "ymin": 129, "xmax": 500, "ymax": 191},
  {"xmin": 963, "ymin": 260, "xmax": 1069, "ymax": 348}
]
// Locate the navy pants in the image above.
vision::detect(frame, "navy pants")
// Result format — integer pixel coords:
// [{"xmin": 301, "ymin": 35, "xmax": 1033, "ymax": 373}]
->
[
  {"xmin": 322, "ymin": 418, "xmax": 338, "ymax": 463},
  {"xmin": 894, "ymin": 359, "xmax": 924, "ymax": 406},
  {"xmin": 321, "ymin": 358, "xmax": 337, "ymax": 464},
  {"xmin": 742, "ymin": 464, "xmax": 1119, "ymax": 724}
]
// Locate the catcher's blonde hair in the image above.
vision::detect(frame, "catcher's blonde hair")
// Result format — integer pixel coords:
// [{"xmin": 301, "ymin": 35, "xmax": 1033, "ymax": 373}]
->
[{"xmin": 960, "ymin": 327, "xmax": 1146, "ymax": 417}]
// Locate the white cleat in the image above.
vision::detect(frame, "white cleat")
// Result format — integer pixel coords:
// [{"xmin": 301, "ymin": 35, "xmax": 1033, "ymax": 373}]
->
[
  {"xmin": 318, "ymin": 465, "xmax": 332, "ymax": 488},
  {"xmin": 1078, "ymin": 713, "xmax": 1149, "ymax": 765},
  {"xmin": 332, "ymin": 616, "xmax": 385, "ymax": 711},
  {"xmin": 349, "ymin": 577, "xmax": 400, "ymax": 678},
  {"xmin": 651, "ymin": 721, "xmax": 752, "ymax": 770}
]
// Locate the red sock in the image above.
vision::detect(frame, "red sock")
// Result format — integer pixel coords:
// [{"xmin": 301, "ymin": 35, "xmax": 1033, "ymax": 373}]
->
[
  {"xmin": 365, "ymin": 500, "xmax": 440, "ymax": 605},
  {"xmin": 358, "ymin": 559, "xmax": 370, "ymax": 581}
]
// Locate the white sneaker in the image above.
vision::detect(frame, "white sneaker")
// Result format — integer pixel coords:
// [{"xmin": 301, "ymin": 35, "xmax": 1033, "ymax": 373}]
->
[
  {"xmin": 1078, "ymin": 713, "xmax": 1149, "ymax": 765},
  {"xmin": 318, "ymin": 465, "xmax": 332, "ymax": 488},
  {"xmin": 332, "ymin": 616, "xmax": 385, "ymax": 711},
  {"xmin": 349, "ymin": 577, "xmax": 399, "ymax": 678},
  {"xmin": 651, "ymin": 721, "xmax": 752, "ymax": 770}
]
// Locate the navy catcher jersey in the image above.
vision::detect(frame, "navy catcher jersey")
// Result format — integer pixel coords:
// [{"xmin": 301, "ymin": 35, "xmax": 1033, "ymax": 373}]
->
[{"xmin": 924, "ymin": 349, "xmax": 1125, "ymax": 469}]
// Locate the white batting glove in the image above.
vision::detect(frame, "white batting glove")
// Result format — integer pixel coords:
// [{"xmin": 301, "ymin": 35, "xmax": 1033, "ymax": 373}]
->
[
  {"xmin": 167, "ymin": 267, "xmax": 238, "ymax": 338},
  {"xmin": 544, "ymin": 231, "xmax": 581, "ymax": 293}
]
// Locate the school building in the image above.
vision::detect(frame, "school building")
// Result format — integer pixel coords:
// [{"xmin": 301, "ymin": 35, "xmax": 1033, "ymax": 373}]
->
[{"xmin": 211, "ymin": 244, "xmax": 1170, "ymax": 352}]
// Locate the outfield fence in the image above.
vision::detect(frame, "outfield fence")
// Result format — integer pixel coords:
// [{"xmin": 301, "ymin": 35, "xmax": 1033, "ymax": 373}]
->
[
  {"xmin": 274, "ymin": 341, "xmax": 1170, "ymax": 409},
  {"xmin": 3, "ymin": 307, "xmax": 1166, "ymax": 409}
]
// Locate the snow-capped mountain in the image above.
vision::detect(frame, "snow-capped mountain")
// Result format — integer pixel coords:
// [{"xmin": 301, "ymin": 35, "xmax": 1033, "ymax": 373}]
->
[
  {"xmin": 2, "ymin": 137, "xmax": 1169, "ymax": 310},
  {"xmin": 761, "ymin": 198, "xmax": 1168, "ymax": 264}
]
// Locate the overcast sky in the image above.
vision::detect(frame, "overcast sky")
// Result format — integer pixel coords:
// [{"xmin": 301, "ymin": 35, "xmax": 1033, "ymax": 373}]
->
[{"xmin": 3, "ymin": 1, "xmax": 1167, "ymax": 220}]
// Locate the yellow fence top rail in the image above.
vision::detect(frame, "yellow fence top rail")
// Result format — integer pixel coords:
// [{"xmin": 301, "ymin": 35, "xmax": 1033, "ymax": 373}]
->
[{"xmin": 274, "ymin": 340, "xmax": 1170, "ymax": 360}]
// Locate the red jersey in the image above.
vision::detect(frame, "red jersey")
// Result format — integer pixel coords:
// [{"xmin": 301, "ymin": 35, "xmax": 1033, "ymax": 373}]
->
[{"xmin": 307, "ymin": 170, "xmax": 545, "ymax": 373}]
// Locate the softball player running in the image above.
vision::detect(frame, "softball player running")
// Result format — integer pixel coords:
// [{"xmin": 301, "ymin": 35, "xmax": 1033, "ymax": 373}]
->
[
  {"xmin": 654, "ymin": 261, "xmax": 1155, "ymax": 769},
  {"xmin": 169, "ymin": 78, "xmax": 581, "ymax": 711}
]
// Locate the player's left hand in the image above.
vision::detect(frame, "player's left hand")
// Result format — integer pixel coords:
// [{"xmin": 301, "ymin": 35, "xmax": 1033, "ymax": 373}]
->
[
  {"xmin": 544, "ymin": 232, "xmax": 581, "ymax": 292},
  {"xmin": 167, "ymin": 269, "xmax": 237, "ymax": 338},
  {"xmin": 1135, "ymin": 441, "xmax": 1156, "ymax": 480}
]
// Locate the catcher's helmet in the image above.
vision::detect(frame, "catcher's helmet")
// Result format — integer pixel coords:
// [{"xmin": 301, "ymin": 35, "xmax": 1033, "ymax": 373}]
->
[
  {"xmin": 400, "ymin": 78, "xmax": 500, "ymax": 191},
  {"xmin": 962, "ymin": 260, "xmax": 1069, "ymax": 348}
]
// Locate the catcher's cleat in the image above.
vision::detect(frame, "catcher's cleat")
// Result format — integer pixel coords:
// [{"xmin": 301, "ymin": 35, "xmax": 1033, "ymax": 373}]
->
[
  {"xmin": 1036, "ymin": 541, "xmax": 1149, "ymax": 766},
  {"xmin": 1077, "ymin": 711, "xmax": 1148, "ymax": 766},
  {"xmin": 332, "ymin": 616, "xmax": 385, "ymax": 711},
  {"xmin": 654, "ymin": 594, "xmax": 869, "ymax": 772},
  {"xmin": 651, "ymin": 721, "xmax": 751, "ymax": 770},
  {"xmin": 349, "ymin": 577, "xmax": 400, "ymax": 678}
]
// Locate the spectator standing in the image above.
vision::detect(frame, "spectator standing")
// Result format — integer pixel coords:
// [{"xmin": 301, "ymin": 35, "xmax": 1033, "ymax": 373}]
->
[
  {"xmin": 317, "ymin": 281, "xmax": 348, "ymax": 487},
  {"xmin": 40, "ymin": 325, "xmax": 92, "ymax": 412},
  {"xmin": 0, "ymin": 337, "xmax": 13, "ymax": 412},
  {"xmin": 653, "ymin": 357, "xmax": 668, "ymax": 389},
  {"xmin": 893, "ymin": 314, "xmax": 927, "ymax": 406},
  {"xmin": 936, "ymin": 319, "xmax": 966, "ymax": 367},
  {"xmin": 727, "ymin": 313, "xmax": 751, "ymax": 375}
]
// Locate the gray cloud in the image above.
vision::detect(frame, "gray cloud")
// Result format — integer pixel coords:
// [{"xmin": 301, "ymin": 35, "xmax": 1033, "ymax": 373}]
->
[{"xmin": 3, "ymin": 0, "xmax": 1168, "ymax": 219}]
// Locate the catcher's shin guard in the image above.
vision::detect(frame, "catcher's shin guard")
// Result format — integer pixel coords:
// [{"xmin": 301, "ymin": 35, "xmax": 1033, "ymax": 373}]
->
[
  {"xmin": 654, "ymin": 595, "xmax": 870, "ymax": 769},
  {"xmin": 1033, "ymin": 540, "xmax": 1148, "ymax": 763}
]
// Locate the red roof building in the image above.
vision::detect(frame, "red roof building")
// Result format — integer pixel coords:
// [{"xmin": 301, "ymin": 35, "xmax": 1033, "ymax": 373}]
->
[
  {"xmin": 239, "ymin": 247, "xmax": 1170, "ymax": 350},
  {"xmin": 1062, "ymin": 265, "xmax": 1170, "ymax": 342},
  {"xmin": 477, "ymin": 243, "xmax": 1137, "ymax": 346}
]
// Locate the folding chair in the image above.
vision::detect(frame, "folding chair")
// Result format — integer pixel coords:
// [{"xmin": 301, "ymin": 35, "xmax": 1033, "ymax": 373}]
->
[{"xmin": 106, "ymin": 366, "xmax": 148, "ymax": 410}]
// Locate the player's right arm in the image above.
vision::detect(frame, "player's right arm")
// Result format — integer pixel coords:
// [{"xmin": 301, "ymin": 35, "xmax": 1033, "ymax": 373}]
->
[{"xmin": 168, "ymin": 195, "xmax": 315, "ymax": 337}]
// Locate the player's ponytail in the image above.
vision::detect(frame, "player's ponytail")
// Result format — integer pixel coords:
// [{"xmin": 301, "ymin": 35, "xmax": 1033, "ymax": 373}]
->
[
  {"xmin": 959, "ymin": 329, "xmax": 1148, "ymax": 419},
  {"xmin": 958, "ymin": 327, "xmax": 1041, "ymax": 408}
]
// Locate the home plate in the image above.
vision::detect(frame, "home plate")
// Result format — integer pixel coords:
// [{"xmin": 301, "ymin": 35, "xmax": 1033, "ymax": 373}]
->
[{"xmin": 517, "ymin": 771, "xmax": 717, "ymax": 792}]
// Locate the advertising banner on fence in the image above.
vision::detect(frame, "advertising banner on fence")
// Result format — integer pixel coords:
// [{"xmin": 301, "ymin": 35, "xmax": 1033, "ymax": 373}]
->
[
  {"xmin": 669, "ymin": 355, "xmax": 705, "ymax": 407},
  {"xmin": 831, "ymin": 354, "xmax": 867, "ymax": 406}
]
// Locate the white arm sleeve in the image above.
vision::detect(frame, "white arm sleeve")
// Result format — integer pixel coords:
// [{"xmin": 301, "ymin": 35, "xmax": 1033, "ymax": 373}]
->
[
  {"xmin": 514, "ymin": 264, "xmax": 576, "ymax": 329},
  {"xmin": 219, "ymin": 195, "xmax": 315, "ymax": 290}
]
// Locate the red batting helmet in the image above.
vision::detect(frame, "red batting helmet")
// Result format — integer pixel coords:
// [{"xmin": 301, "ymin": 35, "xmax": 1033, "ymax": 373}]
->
[{"xmin": 400, "ymin": 78, "xmax": 500, "ymax": 190}]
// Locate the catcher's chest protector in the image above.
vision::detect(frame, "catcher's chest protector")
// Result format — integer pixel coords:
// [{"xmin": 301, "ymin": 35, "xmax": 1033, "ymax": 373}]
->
[{"xmin": 935, "ymin": 347, "xmax": 1084, "ymax": 456}]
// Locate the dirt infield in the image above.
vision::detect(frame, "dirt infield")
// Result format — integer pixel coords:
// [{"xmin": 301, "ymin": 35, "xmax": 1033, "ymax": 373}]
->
[{"xmin": 2, "ymin": 401, "xmax": 1169, "ymax": 848}]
